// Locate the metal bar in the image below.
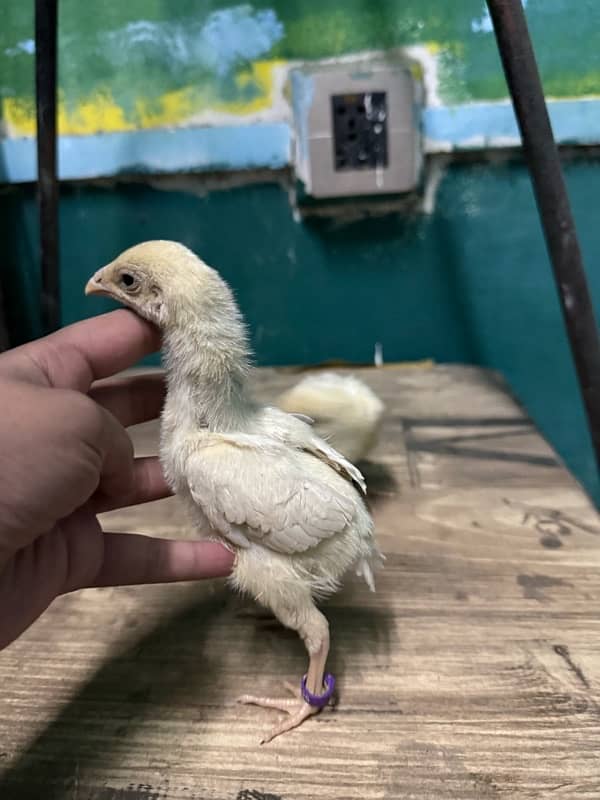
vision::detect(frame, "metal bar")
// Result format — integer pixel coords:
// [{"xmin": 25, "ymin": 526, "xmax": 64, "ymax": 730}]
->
[
  {"xmin": 486, "ymin": 0, "xmax": 600, "ymax": 474},
  {"xmin": 35, "ymin": 0, "xmax": 60, "ymax": 334}
]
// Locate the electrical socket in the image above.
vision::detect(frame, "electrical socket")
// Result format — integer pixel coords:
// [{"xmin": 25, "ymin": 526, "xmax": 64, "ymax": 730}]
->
[
  {"xmin": 291, "ymin": 58, "xmax": 422, "ymax": 199},
  {"xmin": 332, "ymin": 92, "xmax": 388, "ymax": 171}
]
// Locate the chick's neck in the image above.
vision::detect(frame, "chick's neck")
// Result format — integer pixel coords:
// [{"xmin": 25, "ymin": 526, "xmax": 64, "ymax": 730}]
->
[{"xmin": 162, "ymin": 307, "xmax": 253, "ymax": 432}]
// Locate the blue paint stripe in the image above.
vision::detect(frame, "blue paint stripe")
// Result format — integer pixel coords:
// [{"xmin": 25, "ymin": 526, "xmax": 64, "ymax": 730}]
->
[
  {"xmin": 423, "ymin": 98, "xmax": 600, "ymax": 149},
  {"xmin": 1, "ymin": 98, "xmax": 599, "ymax": 184},
  {"xmin": 0, "ymin": 122, "xmax": 291, "ymax": 183}
]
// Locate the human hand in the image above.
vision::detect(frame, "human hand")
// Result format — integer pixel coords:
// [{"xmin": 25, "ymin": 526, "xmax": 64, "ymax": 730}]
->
[{"xmin": 0, "ymin": 310, "xmax": 234, "ymax": 649}]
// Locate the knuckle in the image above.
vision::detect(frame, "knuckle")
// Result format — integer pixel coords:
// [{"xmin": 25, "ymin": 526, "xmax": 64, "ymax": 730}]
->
[{"xmin": 61, "ymin": 390, "xmax": 105, "ymax": 438}]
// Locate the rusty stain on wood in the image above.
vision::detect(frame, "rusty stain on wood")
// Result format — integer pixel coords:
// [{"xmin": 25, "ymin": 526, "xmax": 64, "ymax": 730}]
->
[{"xmin": 0, "ymin": 364, "xmax": 599, "ymax": 799}]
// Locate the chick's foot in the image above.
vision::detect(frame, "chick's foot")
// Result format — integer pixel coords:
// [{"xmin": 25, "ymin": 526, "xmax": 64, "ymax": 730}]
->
[{"xmin": 237, "ymin": 676, "xmax": 334, "ymax": 744}]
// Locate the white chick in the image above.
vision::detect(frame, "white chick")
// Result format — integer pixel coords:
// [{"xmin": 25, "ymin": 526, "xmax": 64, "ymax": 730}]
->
[
  {"xmin": 277, "ymin": 372, "xmax": 384, "ymax": 463},
  {"xmin": 85, "ymin": 241, "xmax": 382, "ymax": 743}
]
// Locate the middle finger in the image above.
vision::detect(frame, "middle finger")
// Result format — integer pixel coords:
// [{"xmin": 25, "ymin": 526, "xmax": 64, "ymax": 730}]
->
[
  {"xmin": 89, "ymin": 372, "xmax": 165, "ymax": 428},
  {"xmin": 92, "ymin": 456, "xmax": 172, "ymax": 513}
]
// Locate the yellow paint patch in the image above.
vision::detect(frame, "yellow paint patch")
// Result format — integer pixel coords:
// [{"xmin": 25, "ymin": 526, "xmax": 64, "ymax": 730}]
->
[
  {"xmin": 3, "ymin": 98, "xmax": 37, "ymax": 137},
  {"xmin": 221, "ymin": 59, "xmax": 286, "ymax": 114},
  {"xmin": 58, "ymin": 91, "xmax": 136, "ymax": 135},
  {"xmin": 2, "ymin": 59, "xmax": 285, "ymax": 137},
  {"xmin": 409, "ymin": 62, "xmax": 424, "ymax": 81},
  {"xmin": 425, "ymin": 41, "xmax": 443, "ymax": 55},
  {"xmin": 134, "ymin": 87, "xmax": 196, "ymax": 129},
  {"xmin": 3, "ymin": 90, "xmax": 136, "ymax": 136}
]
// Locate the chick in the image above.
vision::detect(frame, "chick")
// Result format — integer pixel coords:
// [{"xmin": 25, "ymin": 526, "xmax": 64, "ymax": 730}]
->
[
  {"xmin": 85, "ymin": 241, "xmax": 382, "ymax": 743},
  {"xmin": 277, "ymin": 372, "xmax": 384, "ymax": 463}
]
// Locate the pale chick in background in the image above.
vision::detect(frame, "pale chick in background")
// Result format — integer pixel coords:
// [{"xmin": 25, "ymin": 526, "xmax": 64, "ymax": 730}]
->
[
  {"xmin": 85, "ymin": 241, "xmax": 383, "ymax": 744},
  {"xmin": 277, "ymin": 372, "xmax": 384, "ymax": 463}
]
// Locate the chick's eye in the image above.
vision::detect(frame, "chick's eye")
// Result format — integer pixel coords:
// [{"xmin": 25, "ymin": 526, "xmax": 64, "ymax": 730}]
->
[{"xmin": 119, "ymin": 272, "xmax": 138, "ymax": 291}]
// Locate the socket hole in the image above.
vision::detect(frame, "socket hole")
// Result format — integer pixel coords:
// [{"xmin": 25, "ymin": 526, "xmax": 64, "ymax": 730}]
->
[{"xmin": 331, "ymin": 91, "xmax": 388, "ymax": 171}]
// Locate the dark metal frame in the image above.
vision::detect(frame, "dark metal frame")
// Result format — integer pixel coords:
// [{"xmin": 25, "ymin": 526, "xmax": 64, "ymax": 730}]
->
[
  {"xmin": 35, "ymin": 0, "xmax": 59, "ymax": 334},
  {"xmin": 486, "ymin": 0, "xmax": 600, "ymax": 473}
]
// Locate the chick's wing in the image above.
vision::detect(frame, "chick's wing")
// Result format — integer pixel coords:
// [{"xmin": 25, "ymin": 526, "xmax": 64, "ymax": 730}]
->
[{"xmin": 185, "ymin": 433, "xmax": 356, "ymax": 555}]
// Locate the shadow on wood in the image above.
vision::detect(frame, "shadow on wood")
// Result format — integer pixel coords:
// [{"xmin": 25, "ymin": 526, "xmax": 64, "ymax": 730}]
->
[
  {"xmin": 0, "ymin": 584, "xmax": 393, "ymax": 800},
  {"xmin": 359, "ymin": 459, "xmax": 399, "ymax": 505},
  {"xmin": 0, "ymin": 588, "xmax": 232, "ymax": 799}
]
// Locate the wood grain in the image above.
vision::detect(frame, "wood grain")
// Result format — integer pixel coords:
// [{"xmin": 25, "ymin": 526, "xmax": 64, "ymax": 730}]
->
[{"xmin": 1, "ymin": 364, "xmax": 599, "ymax": 799}]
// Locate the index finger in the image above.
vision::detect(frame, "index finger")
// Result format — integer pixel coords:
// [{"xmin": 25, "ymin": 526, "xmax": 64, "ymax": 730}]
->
[{"xmin": 0, "ymin": 310, "xmax": 160, "ymax": 391}]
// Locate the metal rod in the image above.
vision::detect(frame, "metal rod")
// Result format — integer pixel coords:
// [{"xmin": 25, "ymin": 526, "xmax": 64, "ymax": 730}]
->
[
  {"xmin": 486, "ymin": 0, "xmax": 600, "ymax": 474},
  {"xmin": 35, "ymin": 0, "xmax": 60, "ymax": 334}
]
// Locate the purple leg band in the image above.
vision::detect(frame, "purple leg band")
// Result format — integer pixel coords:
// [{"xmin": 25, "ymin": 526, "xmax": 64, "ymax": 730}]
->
[{"xmin": 301, "ymin": 673, "xmax": 336, "ymax": 708}]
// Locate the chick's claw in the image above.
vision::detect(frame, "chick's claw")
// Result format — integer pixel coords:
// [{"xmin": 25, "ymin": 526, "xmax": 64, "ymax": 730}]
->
[
  {"xmin": 237, "ymin": 679, "xmax": 298, "ymax": 708},
  {"xmin": 237, "ymin": 684, "xmax": 320, "ymax": 743},
  {"xmin": 261, "ymin": 701, "xmax": 318, "ymax": 744},
  {"xmin": 237, "ymin": 693, "xmax": 299, "ymax": 712}
]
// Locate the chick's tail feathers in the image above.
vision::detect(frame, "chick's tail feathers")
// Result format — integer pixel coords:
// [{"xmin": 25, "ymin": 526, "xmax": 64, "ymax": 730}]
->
[{"xmin": 355, "ymin": 547, "xmax": 385, "ymax": 592}]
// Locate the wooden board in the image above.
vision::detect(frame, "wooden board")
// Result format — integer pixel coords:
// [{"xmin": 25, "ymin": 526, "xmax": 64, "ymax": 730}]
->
[{"xmin": 1, "ymin": 364, "xmax": 599, "ymax": 800}]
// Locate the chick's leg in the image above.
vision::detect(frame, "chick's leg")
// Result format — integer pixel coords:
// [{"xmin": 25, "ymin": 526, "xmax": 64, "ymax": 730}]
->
[{"xmin": 238, "ymin": 603, "xmax": 333, "ymax": 744}]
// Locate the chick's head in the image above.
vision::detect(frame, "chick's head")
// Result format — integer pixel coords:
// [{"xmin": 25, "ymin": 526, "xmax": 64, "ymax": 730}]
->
[{"xmin": 85, "ymin": 240, "xmax": 220, "ymax": 329}]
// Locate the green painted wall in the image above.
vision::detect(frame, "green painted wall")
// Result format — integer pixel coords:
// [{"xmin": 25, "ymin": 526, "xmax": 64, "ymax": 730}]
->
[
  {"xmin": 4, "ymin": 0, "xmax": 600, "ymax": 103},
  {"xmin": 3, "ymin": 159, "xmax": 599, "ymax": 503},
  {"xmin": 2, "ymin": 0, "xmax": 600, "ymax": 137}
]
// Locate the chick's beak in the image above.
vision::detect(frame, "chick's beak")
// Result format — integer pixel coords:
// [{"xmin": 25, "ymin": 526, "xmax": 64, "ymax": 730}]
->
[{"xmin": 85, "ymin": 268, "xmax": 110, "ymax": 297}]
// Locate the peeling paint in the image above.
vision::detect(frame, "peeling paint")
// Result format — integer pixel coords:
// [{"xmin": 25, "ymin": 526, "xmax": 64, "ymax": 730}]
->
[
  {"xmin": 421, "ymin": 155, "xmax": 449, "ymax": 215},
  {"xmin": 4, "ymin": 37, "xmax": 35, "ymax": 57},
  {"xmin": 2, "ymin": 6, "xmax": 287, "ymax": 136},
  {"xmin": 100, "ymin": 8, "xmax": 284, "ymax": 78},
  {"xmin": 290, "ymin": 70, "xmax": 314, "ymax": 188},
  {"xmin": 404, "ymin": 43, "xmax": 442, "ymax": 107},
  {"xmin": 2, "ymin": 58, "xmax": 289, "ymax": 136},
  {"xmin": 2, "ymin": 2, "xmax": 600, "ymax": 182}
]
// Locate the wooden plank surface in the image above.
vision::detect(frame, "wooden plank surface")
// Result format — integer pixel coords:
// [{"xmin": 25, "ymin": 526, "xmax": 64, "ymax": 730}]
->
[{"xmin": 1, "ymin": 364, "xmax": 599, "ymax": 800}]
